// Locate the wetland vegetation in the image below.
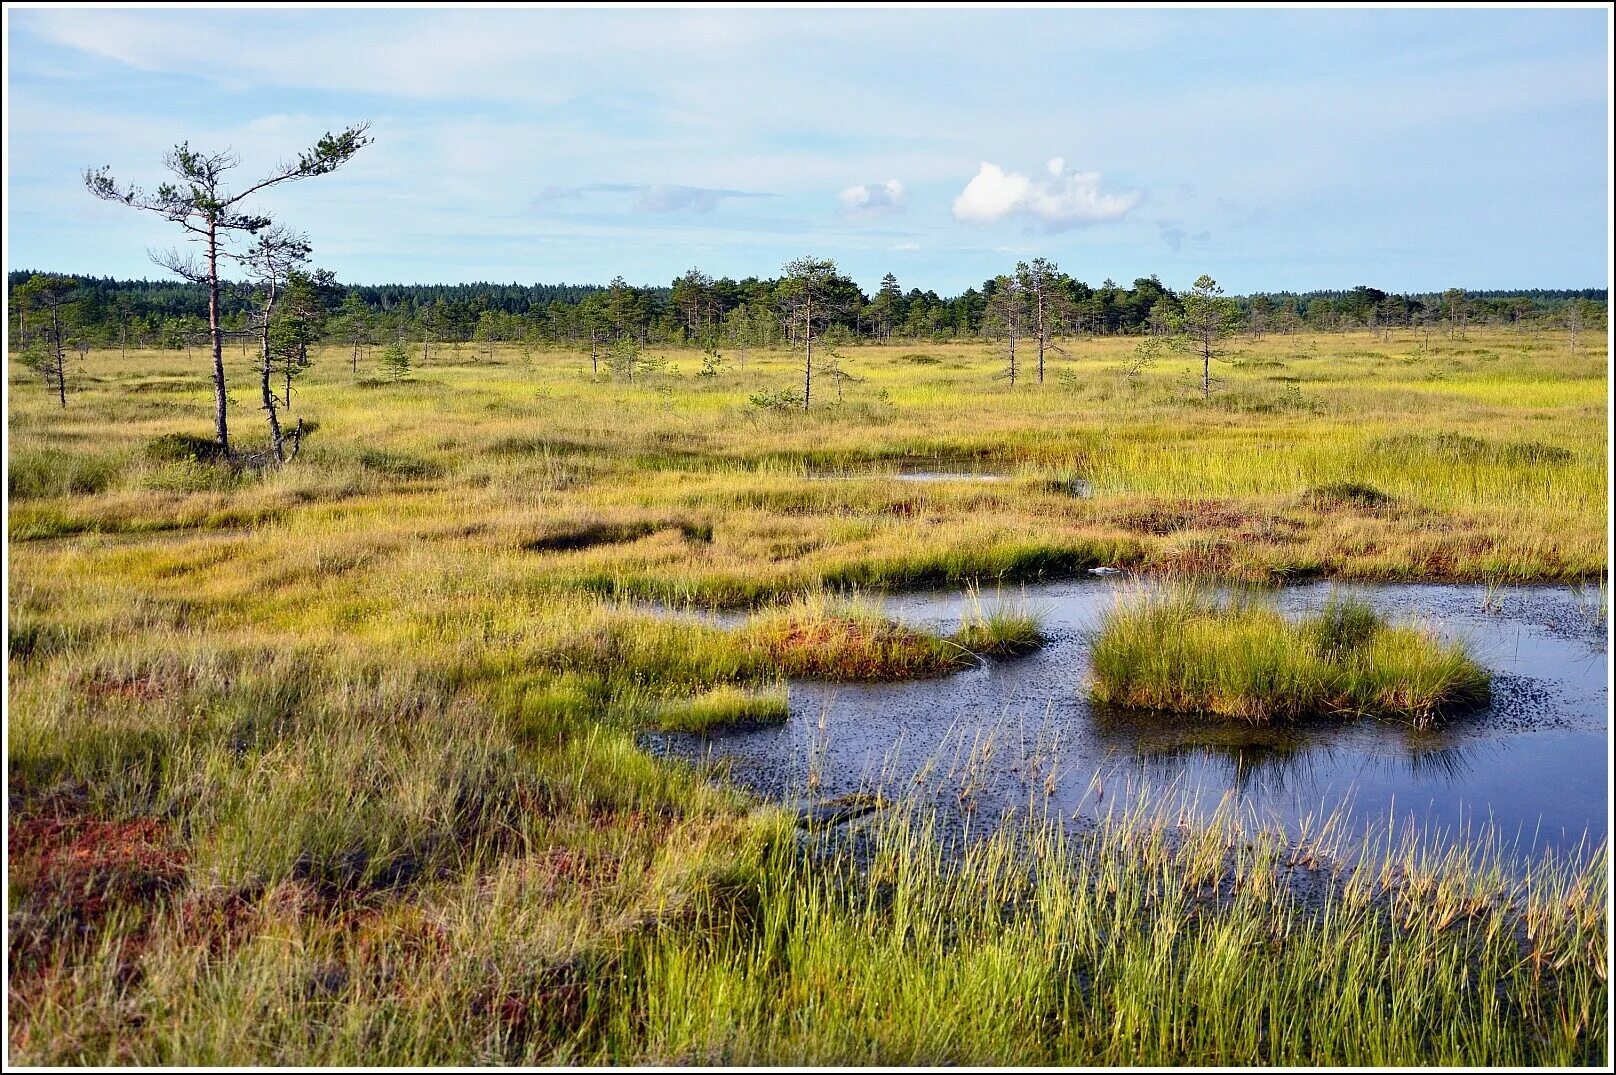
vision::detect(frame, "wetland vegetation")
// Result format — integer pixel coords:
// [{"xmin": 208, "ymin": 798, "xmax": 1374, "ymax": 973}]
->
[
  {"xmin": 1090, "ymin": 588, "xmax": 1492, "ymax": 724},
  {"xmin": 7, "ymin": 320, "xmax": 1608, "ymax": 1064},
  {"xmin": 8, "ymin": 4, "xmax": 1610, "ymax": 1064}
]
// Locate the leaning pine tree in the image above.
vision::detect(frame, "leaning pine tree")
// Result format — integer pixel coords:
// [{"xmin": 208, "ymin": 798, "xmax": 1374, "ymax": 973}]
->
[{"xmin": 85, "ymin": 124, "xmax": 371, "ymax": 455}]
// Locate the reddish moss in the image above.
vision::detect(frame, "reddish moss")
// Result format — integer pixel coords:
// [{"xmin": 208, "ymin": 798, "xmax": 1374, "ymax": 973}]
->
[{"xmin": 8, "ymin": 809, "xmax": 187, "ymax": 983}]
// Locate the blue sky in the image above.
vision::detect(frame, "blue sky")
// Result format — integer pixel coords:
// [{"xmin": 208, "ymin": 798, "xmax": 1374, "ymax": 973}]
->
[{"xmin": 5, "ymin": 6, "xmax": 1610, "ymax": 294}]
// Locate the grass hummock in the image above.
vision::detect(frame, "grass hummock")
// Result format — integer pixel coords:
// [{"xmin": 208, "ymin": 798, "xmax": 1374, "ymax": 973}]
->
[
  {"xmin": 950, "ymin": 587, "xmax": 1046, "ymax": 656},
  {"xmin": 650, "ymin": 684, "xmax": 790, "ymax": 733},
  {"xmin": 746, "ymin": 597, "xmax": 972, "ymax": 681},
  {"xmin": 1089, "ymin": 588, "xmax": 1490, "ymax": 725}
]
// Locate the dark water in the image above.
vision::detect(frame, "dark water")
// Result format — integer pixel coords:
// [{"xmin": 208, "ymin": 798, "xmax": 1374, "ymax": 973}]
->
[{"xmin": 649, "ymin": 581, "xmax": 1609, "ymax": 859}]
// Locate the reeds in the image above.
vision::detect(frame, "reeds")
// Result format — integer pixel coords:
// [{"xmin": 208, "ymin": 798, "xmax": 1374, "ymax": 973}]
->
[{"xmin": 1090, "ymin": 586, "xmax": 1491, "ymax": 724}]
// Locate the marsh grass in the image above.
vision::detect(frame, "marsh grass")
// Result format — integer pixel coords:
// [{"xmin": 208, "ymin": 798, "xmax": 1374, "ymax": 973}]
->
[
  {"xmin": 9, "ymin": 785, "xmax": 1604, "ymax": 1066},
  {"xmin": 1090, "ymin": 587, "xmax": 1491, "ymax": 724},
  {"xmin": 951, "ymin": 585, "xmax": 1046, "ymax": 655},
  {"xmin": 650, "ymin": 684, "xmax": 791, "ymax": 733},
  {"xmin": 597, "ymin": 795, "xmax": 1607, "ymax": 1066},
  {"xmin": 5, "ymin": 328, "xmax": 1607, "ymax": 1064}
]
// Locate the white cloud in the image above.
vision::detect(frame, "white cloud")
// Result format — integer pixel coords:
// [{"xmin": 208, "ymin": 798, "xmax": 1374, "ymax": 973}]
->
[
  {"xmin": 838, "ymin": 179, "xmax": 905, "ymax": 216},
  {"xmin": 952, "ymin": 158, "xmax": 1140, "ymax": 231},
  {"xmin": 536, "ymin": 182, "xmax": 773, "ymax": 214},
  {"xmin": 889, "ymin": 241, "xmax": 920, "ymax": 251}
]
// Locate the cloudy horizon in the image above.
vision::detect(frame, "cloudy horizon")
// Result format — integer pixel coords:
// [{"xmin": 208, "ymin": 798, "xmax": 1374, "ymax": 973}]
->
[{"xmin": 5, "ymin": 6, "xmax": 1609, "ymax": 294}]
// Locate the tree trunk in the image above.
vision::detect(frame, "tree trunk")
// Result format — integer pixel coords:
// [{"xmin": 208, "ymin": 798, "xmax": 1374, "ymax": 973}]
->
[
  {"xmin": 50, "ymin": 303, "xmax": 66, "ymax": 408},
  {"xmin": 1202, "ymin": 334, "xmax": 1211, "ymax": 400},
  {"xmin": 802, "ymin": 295, "xmax": 813, "ymax": 411},
  {"xmin": 207, "ymin": 223, "xmax": 230, "ymax": 453},
  {"xmin": 1035, "ymin": 292, "xmax": 1046, "ymax": 384},
  {"xmin": 261, "ymin": 330, "xmax": 285, "ymax": 464},
  {"xmin": 260, "ymin": 278, "xmax": 284, "ymax": 463}
]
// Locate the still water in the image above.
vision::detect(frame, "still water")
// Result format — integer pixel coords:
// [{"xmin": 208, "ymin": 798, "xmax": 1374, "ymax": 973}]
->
[{"xmin": 650, "ymin": 581, "xmax": 1608, "ymax": 859}]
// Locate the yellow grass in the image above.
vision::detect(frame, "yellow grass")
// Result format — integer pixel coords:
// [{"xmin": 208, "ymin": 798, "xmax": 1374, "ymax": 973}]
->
[{"xmin": 6, "ymin": 326, "xmax": 1608, "ymax": 1064}]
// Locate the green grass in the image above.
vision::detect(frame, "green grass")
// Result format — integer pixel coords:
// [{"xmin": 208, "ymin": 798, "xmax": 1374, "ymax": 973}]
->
[
  {"xmin": 6, "ymin": 327, "xmax": 1607, "ymax": 1063},
  {"xmin": 950, "ymin": 586, "xmax": 1046, "ymax": 655},
  {"xmin": 10, "ymin": 790, "xmax": 1605, "ymax": 1065},
  {"xmin": 1090, "ymin": 588, "xmax": 1492, "ymax": 724},
  {"xmin": 650, "ymin": 684, "xmax": 791, "ymax": 733}
]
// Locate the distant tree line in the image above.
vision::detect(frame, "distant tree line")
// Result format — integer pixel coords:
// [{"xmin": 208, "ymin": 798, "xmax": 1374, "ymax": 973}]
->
[
  {"xmin": 9, "ymin": 269, "xmax": 1605, "ymax": 360},
  {"xmin": 29, "ymin": 117, "xmax": 1607, "ymax": 450}
]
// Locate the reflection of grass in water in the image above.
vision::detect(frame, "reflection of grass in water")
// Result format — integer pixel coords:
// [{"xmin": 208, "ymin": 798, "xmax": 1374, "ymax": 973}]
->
[
  {"xmin": 1401, "ymin": 743, "xmax": 1475, "ymax": 781},
  {"xmin": 1088, "ymin": 704, "xmax": 1478, "ymax": 796},
  {"xmin": 1570, "ymin": 579, "xmax": 1608, "ymax": 628}
]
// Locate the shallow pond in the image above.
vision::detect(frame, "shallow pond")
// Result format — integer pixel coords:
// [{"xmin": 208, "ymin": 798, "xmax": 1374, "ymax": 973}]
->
[{"xmin": 648, "ymin": 581, "xmax": 1608, "ymax": 859}]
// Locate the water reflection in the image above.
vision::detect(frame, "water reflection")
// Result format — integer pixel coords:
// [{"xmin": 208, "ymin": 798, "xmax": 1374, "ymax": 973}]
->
[
  {"xmin": 1086, "ymin": 706, "xmax": 1479, "ymax": 794},
  {"xmin": 648, "ymin": 581, "xmax": 1607, "ymax": 859}
]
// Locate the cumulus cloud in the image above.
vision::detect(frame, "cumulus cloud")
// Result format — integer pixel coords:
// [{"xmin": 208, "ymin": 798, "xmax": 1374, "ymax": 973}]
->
[
  {"xmin": 536, "ymin": 182, "xmax": 772, "ymax": 213},
  {"xmin": 838, "ymin": 179, "xmax": 904, "ymax": 216},
  {"xmin": 952, "ymin": 158, "xmax": 1140, "ymax": 231}
]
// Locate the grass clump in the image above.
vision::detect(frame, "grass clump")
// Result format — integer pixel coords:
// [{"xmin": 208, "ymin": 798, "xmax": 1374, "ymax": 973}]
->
[
  {"xmin": 1090, "ymin": 588, "xmax": 1489, "ymax": 725},
  {"xmin": 1372, "ymin": 432, "xmax": 1576, "ymax": 466},
  {"xmin": 356, "ymin": 448, "xmax": 444, "ymax": 480},
  {"xmin": 950, "ymin": 588, "xmax": 1045, "ymax": 656},
  {"xmin": 746, "ymin": 596, "xmax": 971, "ymax": 681},
  {"xmin": 522, "ymin": 520, "xmax": 662, "ymax": 552},
  {"xmin": 144, "ymin": 432, "xmax": 230, "ymax": 465},
  {"xmin": 7, "ymin": 449, "xmax": 125, "ymax": 499},
  {"xmin": 650, "ymin": 684, "xmax": 790, "ymax": 733},
  {"xmin": 1301, "ymin": 481, "xmax": 1393, "ymax": 510}
]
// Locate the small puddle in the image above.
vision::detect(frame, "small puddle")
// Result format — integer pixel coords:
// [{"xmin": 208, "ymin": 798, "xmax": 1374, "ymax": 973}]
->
[
  {"xmin": 801, "ymin": 463, "xmax": 1093, "ymax": 496},
  {"xmin": 647, "ymin": 581, "xmax": 1608, "ymax": 861}
]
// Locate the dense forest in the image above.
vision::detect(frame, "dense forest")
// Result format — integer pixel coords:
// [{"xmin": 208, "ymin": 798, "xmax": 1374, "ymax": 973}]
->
[{"xmin": 6, "ymin": 267, "xmax": 1607, "ymax": 354}]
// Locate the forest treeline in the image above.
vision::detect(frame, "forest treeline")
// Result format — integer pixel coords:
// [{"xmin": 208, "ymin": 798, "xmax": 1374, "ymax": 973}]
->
[{"xmin": 7, "ymin": 267, "xmax": 1607, "ymax": 354}]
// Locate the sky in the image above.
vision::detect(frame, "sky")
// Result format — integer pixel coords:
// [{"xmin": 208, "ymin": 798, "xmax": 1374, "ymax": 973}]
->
[{"xmin": 4, "ymin": 5, "xmax": 1611, "ymax": 295}]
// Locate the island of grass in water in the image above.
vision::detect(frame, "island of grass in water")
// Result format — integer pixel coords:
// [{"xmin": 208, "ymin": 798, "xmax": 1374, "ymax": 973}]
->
[{"xmin": 1090, "ymin": 589, "xmax": 1490, "ymax": 725}]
